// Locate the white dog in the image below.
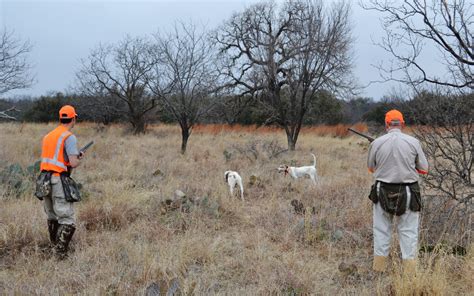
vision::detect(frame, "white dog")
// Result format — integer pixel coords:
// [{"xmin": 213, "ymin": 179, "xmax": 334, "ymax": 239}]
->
[
  {"xmin": 278, "ymin": 153, "xmax": 318, "ymax": 185},
  {"xmin": 224, "ymin": 171, "xmax": 244, "ymax": 201}
]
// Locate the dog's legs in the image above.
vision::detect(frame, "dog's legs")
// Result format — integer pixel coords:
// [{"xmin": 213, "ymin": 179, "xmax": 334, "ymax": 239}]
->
[
  {"xmin": 239, "ymin": 182, "xmax": 244, "ymax": 201},
  {"xmin": 310, "ymin": 174, "xmax": 317, "ymax": 185},
  {"xmin": 290, "ymin": 170, "xmax": 298, "ymax": 180},
  {"xmin": 229, "ymin": 184, "xmax": 234, "ymax": 197}
]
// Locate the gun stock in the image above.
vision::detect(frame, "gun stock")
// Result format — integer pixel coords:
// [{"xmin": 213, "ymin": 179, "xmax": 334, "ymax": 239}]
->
[{"xmin": 348, "ymin": 128, "xmax": 375, "ymax": 142}]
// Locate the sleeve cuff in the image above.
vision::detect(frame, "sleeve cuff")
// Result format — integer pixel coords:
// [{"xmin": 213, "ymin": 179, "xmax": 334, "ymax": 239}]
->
[{"xmin": 416, "ymin": 169, "xmax": 428, "ymax": 175}]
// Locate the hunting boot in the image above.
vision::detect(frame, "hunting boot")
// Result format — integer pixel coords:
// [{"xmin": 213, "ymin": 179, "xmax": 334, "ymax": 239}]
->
[
  {"xmin": 47, "ymin": 220, "xmax": 59, "ymax": 246},
  {"xmin": 373, "ymin": 256, "xmax": 387, "ymax": 273},
  {"xmin": 402, "ymin": 259, "xmax": 417, "ymax": 276},
  {"xmin": 55, "ymin": 224, "xmax": 76, "ymax": 260}
]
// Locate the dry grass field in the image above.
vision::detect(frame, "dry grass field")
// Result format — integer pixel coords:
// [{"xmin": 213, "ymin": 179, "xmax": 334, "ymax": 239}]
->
[{"xmin": 0, "ymin": 122, "xmax": 472, "ymax": 295}]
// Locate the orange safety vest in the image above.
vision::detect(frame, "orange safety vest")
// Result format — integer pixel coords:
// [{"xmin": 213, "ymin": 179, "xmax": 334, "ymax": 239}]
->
[{"xmin": 40, "ymin": 125, "xmax": 73, "ymax": 174}]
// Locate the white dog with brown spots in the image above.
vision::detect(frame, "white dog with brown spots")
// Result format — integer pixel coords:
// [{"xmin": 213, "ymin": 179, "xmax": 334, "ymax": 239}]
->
[{"xmin": 278, "ymin": 153, "xmax": 318, "ymax": 185}]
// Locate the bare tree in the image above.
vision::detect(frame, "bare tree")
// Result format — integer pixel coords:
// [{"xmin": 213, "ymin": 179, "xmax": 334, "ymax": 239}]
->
[
  {"xmin": 283, "ymin": 0, "xmax": 354, "ymax": 148},
  {"xmin": 0, "ymin": 29, "xmax": 34, "ymax": 94},
  {"xmin": 151, "ymin": 23, "xmax": 219, "ymax": 154},
  {"xmin": 0, "ymin": 106, "xmax": 19, "ymax": 120},
  {"xmin": 76, "ymin": 36, "xmax": 158, "ymax": 134},
  {"xmin": 216, "ymin": 0, "xmax": 354, "ymax": 150},
  {"xmin": 362, "ymin": 0, "xmax": 473, "ymax": 90}
]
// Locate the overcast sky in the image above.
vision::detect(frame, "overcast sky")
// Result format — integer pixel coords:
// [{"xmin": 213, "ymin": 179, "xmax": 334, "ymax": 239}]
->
[{"xmin": 1, "ymin": 0, "xmax": 445, "ymax": 100}]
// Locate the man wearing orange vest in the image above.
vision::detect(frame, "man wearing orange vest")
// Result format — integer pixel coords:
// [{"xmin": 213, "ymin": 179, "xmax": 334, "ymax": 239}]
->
[
  {"xmin": 367, "ymin": 110, "xmax": 429, "ymax": 274},
  {"xmin": 40, "ymin": 105, "xmax": 84, "ymax": 258}
]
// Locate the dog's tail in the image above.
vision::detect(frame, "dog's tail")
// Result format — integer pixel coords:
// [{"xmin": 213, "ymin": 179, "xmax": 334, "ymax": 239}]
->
[{"xmin": 311, "ymin": 153, "xmax": 316, "ymax": 167}]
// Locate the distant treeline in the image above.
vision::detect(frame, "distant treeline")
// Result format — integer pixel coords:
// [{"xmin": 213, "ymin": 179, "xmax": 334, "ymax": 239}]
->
[{"xmin": 1, "ymin": 90, "xmax": 471, "ymax": 127}]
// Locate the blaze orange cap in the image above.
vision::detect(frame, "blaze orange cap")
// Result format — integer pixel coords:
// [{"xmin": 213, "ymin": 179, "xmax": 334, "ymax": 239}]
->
[
  {"xmin": 59, "ymin": 105, "xmax": 78, "ymax": 119},
  {"xmin": 385, "ymin": 109, "xmax": 404, "ymax": 125}
]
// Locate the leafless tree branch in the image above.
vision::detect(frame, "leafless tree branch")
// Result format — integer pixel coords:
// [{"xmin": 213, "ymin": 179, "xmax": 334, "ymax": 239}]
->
[
  {"xmin": 362, "ymin": 0, "xmax": 473, "ymax": 90},
  {"xmin": 0, "ymin": 29, "xmax": 34, "ymax": 94},
  {"xmin": 0, "ymin": 106, "xmax": 19, "ymax": 120}
]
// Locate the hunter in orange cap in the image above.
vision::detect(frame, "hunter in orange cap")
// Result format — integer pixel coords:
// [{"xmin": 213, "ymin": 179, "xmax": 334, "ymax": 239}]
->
[
  {"xmin": 58, "ymin": 105, "xmax": 78, "ymax": 119},
  {"xmin": 385, "ymin": 109, "xmax": 405, "ymax": 126},
  {"xmin": 367, "ymin": 108, "xmax": 429, "ymax": 275},
  {"xmin": 38, "ymin": 104, "xmax": 84, "ymax": 258}
]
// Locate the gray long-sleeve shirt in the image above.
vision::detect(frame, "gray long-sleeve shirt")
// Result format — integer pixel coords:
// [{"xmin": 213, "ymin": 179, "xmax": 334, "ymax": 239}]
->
[{"xmin": 367, "ymin": 128, "xmax": 429, "ymax": 183}]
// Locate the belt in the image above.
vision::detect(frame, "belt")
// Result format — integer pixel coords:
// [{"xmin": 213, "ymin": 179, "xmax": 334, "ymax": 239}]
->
[
  {"xmin": 41, "ymin": 170, "xmax": 70, "ymax": 177},
  {"xmin": 377, "ymin": 181, "xmax": 418, "ymax": 186}
]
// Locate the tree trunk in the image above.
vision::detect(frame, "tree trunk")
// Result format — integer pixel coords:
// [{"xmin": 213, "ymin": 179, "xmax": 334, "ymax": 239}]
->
[
  {"xmin": 131, "ymin": 116, "xmax": 146, "ymax": 135},
  {"xmin": 285, "ymin": 114, "xmax": 304, "ymax": 151},
  {"xmin": 181, "ymin": 127, "xmax": 190, "ymax": 154},
  {"xmin": 286, "ymin": 129, "xmax": 297, "ymax": 151}
]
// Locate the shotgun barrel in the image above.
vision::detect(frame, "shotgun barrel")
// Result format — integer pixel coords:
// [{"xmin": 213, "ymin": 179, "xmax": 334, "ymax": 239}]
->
[
  {"xmin": 80, "ymin": 141, "xmax": 94, "ymax": 153},
  {"xmin": 348, "ymin": 128, "xmax": 375, "ymax": 142}
]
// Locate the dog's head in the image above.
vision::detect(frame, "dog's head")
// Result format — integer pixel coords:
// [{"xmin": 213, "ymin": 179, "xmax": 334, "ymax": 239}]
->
[{"xmin": 277, "ymin": 165, "xmax": 289, "ymax": 176}]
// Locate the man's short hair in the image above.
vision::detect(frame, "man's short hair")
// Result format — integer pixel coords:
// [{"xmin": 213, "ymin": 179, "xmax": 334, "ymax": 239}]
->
[{"xmin": 388, "ymin": 119, "xmax": 402, "ymax": 127}]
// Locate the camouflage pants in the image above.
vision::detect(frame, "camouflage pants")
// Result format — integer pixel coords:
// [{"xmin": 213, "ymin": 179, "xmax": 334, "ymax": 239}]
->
[{"xmin": 43, "ymin": 175, "xmax": 75, "ymax": 225}]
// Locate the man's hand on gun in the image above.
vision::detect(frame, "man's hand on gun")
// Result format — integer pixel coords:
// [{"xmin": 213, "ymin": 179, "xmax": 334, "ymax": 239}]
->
[{"xmin": 79, "ymin": 141, "xmax": 94, "ymax": 160}]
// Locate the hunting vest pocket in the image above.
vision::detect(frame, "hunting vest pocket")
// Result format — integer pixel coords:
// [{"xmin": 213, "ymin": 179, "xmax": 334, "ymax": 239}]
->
[
  {"xmin": 409, "ymin": 183, "xmax": 422, "ymax": 212},
  {"xmin": 378, "ymin": 182, "xmax": 408, "ymax": 216},
  {"xmin": 60, "ymin": 174, "xmax": 81, "ymax": 203},
  {"xmin": 34, "ymin": 171, "xmax": 52, "ymax": 200},
  {"xmin": 368, "ymin": 183, "xmax": 378, "ymax": 204}
]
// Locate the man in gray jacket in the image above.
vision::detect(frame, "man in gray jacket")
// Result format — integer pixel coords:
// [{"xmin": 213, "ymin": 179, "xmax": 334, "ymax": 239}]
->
[{"xmin": 367, "ymin": 109, "xmax": 429, "ymax": 274}]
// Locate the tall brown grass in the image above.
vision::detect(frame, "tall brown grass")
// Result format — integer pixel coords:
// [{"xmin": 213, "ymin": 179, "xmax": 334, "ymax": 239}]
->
[{"xmin": 0, "ymin": 122, "xmax": 470, "ymax": 295}]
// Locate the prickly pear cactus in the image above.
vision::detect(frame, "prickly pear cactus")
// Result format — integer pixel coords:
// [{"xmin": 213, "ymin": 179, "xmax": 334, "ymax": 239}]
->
[{"xmin": 0, "ymin": 161, "xmax": 39, "ymax": 199}]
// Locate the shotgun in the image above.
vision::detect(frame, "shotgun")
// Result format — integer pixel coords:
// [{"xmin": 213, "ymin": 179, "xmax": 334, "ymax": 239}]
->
[
  {"xmin": 348, "ymin": 128, "xmax": 375, "ymax": 142},
  {"xmin": 80, "ymin": 141, "xmax": 94, "ymax": 154}
]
